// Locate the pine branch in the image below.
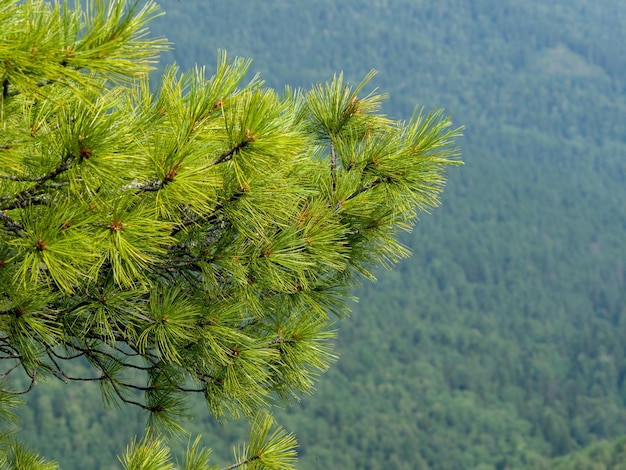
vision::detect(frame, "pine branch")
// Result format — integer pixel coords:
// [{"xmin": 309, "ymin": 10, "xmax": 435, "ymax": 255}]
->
[
  {"xmin": 82, "ymin": 345, "xmax": 151, "ymax": 410},
  {"xmin": 133, "ymin": 139, "xmax": 248, "ymax": 197},
  {"xmin": 68, "ymin": 342, "xmax": 155, "ymax": 371},
  {"xmin": 0, "ymin": 211, "xmax": 26, "ymax": 237},
  {"xmin": 0, "ymin": 173, "xmax": 55, "ymax": 182},
  {"xmin": 2, "ymin": 370, "xmax": 36, "ymax": 395},
  {"xmin": 45, "ymin": 347, "xmax": 155, "ymax": 387},
  {"xmin": 44, "ymin": 349, "xmax": 72, "ymax": 383},
  {"xmin": 330, "ymin": 141, "xmax": 338, "ymax": 191},
  {"xmin": 335, "ymin": 177, "xmax": 384, "ymax": 209},
  {"xmin": 0, "ymin": 155, "xmax": 75, "ymax": 211},
  {"xmin": 221, "ymin": 455, "xmax": 261, "ymax": 470},
  {"xmin": 0, "ymin": 0, "xmax": 462, "ymax": 460},
  {"xmin": 0, "ymin": 362, "xmax": 22, "ymax": 378},
  {"xmin": 47, "ymin": 348, "xmax": 86, "ymax": 360},
  {"xmin": 210, "ymin": 141, "xmax": 249, "ymax": 166},
  {"xmin": 3, "ymin": 79, "xmax": 54, "ymax": 99}
]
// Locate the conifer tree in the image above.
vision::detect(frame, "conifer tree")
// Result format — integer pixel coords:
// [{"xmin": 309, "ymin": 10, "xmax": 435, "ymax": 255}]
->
[{"xmin": 0, "ymin": 1, "xmax": 462, "ymax": 468}]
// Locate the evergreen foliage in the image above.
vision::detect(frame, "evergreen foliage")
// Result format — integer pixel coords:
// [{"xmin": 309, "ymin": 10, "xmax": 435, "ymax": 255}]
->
[{"xmin": 0, "ymin": 0, "xmax": 461, "ymax": 467}]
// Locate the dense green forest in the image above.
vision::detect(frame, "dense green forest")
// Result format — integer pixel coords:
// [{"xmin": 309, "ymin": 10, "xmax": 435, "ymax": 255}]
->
[{"xmin": 14, "ymin": 0, "xmax": 626, "ymax": 468}]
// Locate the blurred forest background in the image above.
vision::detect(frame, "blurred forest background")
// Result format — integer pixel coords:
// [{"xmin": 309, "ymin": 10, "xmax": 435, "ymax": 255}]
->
[{"xmin": 16, "ymin": 0, "xmax": 626, "ymax": 468}]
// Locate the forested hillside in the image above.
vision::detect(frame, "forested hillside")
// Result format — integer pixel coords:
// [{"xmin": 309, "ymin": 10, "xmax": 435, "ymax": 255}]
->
[{"xmin": 16, "ymin": 0, "xmax": 626, "ymax": 469}]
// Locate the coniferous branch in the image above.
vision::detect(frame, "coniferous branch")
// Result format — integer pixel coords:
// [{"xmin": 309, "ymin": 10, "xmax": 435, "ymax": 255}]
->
[
  {"xmin": 330, "ymin": 141, "xmax": 338, "ymax": 191},
  {"xmin": 80, "ymin": 345, "xmax": 151, "ymax": 410},
  {"xmin": 0, "ymin": 173, "xmax": 52, "ymax": 183},
  {"xmin": 0, "ymin": 1, "xmax": 461, "ymax": 466},
  {"xmin": 133, "ymin": 177, "xmax": 166, "ymax": 193},
  {"xmin": 46, "ymin": 348, "xmax": 85, "ymax": 361},
  {"xmin": 0, "ymin": 196, "xmax": 50, "ymax": 211},
  {"xmin": 3, "ymin": 79, "xmax": 54, "ymax": 99},
  {"xmin": 210, "ymin": 141, "xmax": 250, "ymax": 166},
  {"xmin": 337, "ymin": 177, "xmax": 384, "ymax": 209},
  {"xmin": 0, "ymin": 363, "xmax": 21, "ymax": 378},
  {"xmin": 2, "ymin": 370, "xmax": 35, "ymax": 396},
  {"xmin": 43, "ymin": 349, "xmax": 72, "ymax": 383},
  {"xmin": 66, "ymin": 343, "xmax": 150, "ymax": 373},
  {"xmin": 0, "ymin": 211, "xmax": 25, "ymax": 237},
  {"xmin": 0, "ymin": 155, "xmax": 75, "ymax": 211},
  {"xmin": 220, "ymin": 455, "xmax": 261, "ymax": 470},
  {"xmin": 44, "ymin": 346, "xmax": 156, "ymax": 388}
]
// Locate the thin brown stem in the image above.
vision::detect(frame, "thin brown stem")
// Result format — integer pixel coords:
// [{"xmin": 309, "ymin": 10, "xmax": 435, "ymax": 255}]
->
[
  {"xmin": 221, "ymin": 455, "xmax": 261, "ymax": 470},
  {"xmin": 0, "ymin": 211, "xmax": 25, "ymax": 237},
  {"xmin": 0, "ymin": 173, "xmax": 54, "ymax": 182},
  {"xmin": 210, "ymin": 141, "xmax": 248, "ymax": 166},
  {"xmin": 3, "ymin": 370, "xmax": 36, "ymax": 395},
  {"xmin": 330, "ymin": 141, "xmax": 337, "ymax": 192},
  {"xmin": 335, "ymin": 178, "xmax": 383, "ymax": 210},
  {"xmin": 0, "ymin": 155, "xmax": 75, "ymax": 211}
]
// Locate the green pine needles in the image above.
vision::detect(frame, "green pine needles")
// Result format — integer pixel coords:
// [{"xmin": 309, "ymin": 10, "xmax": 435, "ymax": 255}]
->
[{"xmin": 0, "ymin": 0, "xmax": 462, "ymax": 468}]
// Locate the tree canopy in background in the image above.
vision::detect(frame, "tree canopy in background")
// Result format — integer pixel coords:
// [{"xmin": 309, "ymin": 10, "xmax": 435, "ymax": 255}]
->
[{"xmin": 0, "ymin": 1, "xmax": 461, "ymax": 468}]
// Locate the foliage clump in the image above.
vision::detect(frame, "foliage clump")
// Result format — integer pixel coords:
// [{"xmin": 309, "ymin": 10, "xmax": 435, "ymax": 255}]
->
[{"xmin": 0, "ymin": 0, "xmax": 461, "ymax": 467}]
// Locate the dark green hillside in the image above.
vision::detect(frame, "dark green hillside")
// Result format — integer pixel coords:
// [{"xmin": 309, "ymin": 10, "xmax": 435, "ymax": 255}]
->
[
  {"xmin": 534, "ymin": 435, "xmax": 626, "ymax": 469},
  {"xmin": 16, "ymin": 0, "xmax": 626, "ymax": 469}
]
